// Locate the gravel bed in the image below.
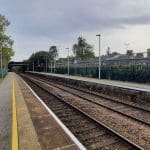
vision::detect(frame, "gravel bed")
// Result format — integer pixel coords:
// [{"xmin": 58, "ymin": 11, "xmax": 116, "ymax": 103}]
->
[
  {"xmin": 30, "ymin": 76, "xmax": 150, "ymax": 125},
  {"xmin": 33, "ymin": 78, "xmax": 150, "ymax": 149},
  {"xmin": 34, "ymin": 74, "xmax": 150, "ymax": 112},
  {"xmin": 65, "ymin": 97, "xmax": 150, "ymax": 149}
]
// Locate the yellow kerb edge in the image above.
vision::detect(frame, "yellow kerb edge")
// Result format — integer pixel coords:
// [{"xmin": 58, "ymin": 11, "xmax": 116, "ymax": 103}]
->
[{"xmin": 12, "ymin": 78, "xmax": 18, "ymax": 150}]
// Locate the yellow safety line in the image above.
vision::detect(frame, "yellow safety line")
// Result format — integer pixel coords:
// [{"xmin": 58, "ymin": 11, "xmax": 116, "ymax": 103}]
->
[{"xmin": 12, "ymin": 78, "xmax": 18, "ymax": 150}]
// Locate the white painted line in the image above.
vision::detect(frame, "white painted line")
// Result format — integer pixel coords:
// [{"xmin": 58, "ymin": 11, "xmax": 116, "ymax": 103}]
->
[{"xmin": 21, "ymin": 78, "xmax": 86, "ymax": 150}]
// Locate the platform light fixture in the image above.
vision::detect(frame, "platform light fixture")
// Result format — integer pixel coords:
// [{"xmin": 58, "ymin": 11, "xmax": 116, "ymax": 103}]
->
[{"xmin": 96, "ymin": 34, "xmax": 101, "ymax": 79}]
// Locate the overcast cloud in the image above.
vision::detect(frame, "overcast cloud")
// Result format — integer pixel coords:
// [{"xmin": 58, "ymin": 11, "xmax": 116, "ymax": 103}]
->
[{"xmin": 1, "ymin": 0, "xmax": 150, "ymax": 61}]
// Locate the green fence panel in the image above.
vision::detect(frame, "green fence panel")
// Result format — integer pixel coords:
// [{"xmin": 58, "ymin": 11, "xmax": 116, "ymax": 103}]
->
[{"xmin": 55, "ymin": 65, "xmax": 150, "ymax": 83}]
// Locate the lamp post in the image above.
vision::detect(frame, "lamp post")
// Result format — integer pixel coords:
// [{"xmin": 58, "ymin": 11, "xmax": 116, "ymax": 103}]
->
[
  {"xmin": 66, "ymin": 48, "xmax": 69, "ymax": 75},
  {"xmin": 96, "ymin": 34, "xmax": 101, "ymax": 79},
  {"xmin": 74, "ymin": 48, "xmax": 77, "ymax": 75}
]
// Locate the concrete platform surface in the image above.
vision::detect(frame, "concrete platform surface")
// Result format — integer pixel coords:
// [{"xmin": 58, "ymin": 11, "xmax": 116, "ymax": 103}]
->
[
  {"xmin": 16, "ymin": 74, "xmax": 82, "ymax": 150},
  {"xmin": 0, "ymin": 73, "xmax": 42, "ymax": 150},
  {"xmin": 14, "ymin": 74, "xmax": 42, "ymax": 150},
  {"xmin": 0, "ymin": 74, "xmax": 12, "ymax": 150},
  {"xmin": 1, "ymin": 72, "xmax": 83, "ymax": 150},
  {"xmin": 0, "ymin": 73, "xmax": 80, "ymax": 150}
]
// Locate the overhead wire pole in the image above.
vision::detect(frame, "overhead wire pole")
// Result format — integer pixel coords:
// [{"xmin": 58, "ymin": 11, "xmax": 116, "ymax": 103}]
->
[
  {"xmin": 96, "ymin": 34, "xmax": 101, "ymax": 79},
  {"xmin": 66, "ymin": 48, "xmax": 70, "ymax": 75}
]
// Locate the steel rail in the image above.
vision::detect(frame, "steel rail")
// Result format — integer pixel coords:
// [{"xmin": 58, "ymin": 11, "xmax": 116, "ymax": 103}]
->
[
  {"xmin": 22, "ymin": 74, "xmax": 144, "ymax": 150},
  {"xmin": 27, "ymin": 74, "xmax": 150, "ymax": 126},
  {"xmin": 27, "ymin": 72, "xmax": 150, "ymax": 113},
  {"xmin": 48, "ymin": 78, "xmax": 150, "ymax": 113}
]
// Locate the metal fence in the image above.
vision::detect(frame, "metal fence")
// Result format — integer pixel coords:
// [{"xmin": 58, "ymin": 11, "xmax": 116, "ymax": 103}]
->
[
  {"xmin": 48, "ymin": 56, "xmax": 150, "ymax": 83},
  {"xmin": 0, "ymin": 68, "xmax": 7, "ymax": 78},
  {"xmin": 53, "ymin": 65, "xmax": 150, "ymax": 83}
]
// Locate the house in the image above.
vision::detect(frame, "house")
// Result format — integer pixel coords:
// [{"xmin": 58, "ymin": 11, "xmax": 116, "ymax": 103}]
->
[{"xmin": 103, "ymin": 54, "xmax": 133, "ymax": 66}]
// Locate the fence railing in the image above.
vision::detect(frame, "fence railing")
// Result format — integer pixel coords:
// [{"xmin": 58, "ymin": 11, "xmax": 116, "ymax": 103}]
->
[
  {"xmin": 28, "ymin": 54, "xmax": 150, "ymax": 83},
  {"xmin": 0, "ymin": 68, "xmax": 7, "ymax": 78},
  {"xmin": 51, "ymin": 64, "xmax": 150, "ymax": 83}
]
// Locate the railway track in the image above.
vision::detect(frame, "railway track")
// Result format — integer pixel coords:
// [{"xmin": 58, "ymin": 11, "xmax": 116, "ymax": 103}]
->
[
  {"xmin": 25, "ymin": 74, "xmax": 150, "ymax": 126},
  {"xmin": 21, "ymin": 74, "xmax": 143, "ymax": 150},
  {"xmin": 33, "ymin": 74, "xmax": 150, "ymax": 112}
]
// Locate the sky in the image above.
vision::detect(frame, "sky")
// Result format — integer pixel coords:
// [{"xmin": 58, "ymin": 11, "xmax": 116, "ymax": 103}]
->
[{"xmin": 1, "ymin": 0, "xmax": 150, "ymax": 61}]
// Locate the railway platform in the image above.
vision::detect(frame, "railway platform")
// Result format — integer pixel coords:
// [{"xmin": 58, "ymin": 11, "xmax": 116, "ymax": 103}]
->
[
  {"xmin": 27, "ymin": 71, "xmax": 150, "ymax": 111},
  {"xmin": 0, "ymin": 74, "xmax": 12, "ymax": 150},
  {"xmin": 27, "ymin": 71, "xmax": 150, "ymax": 92},
  {"xmin": 0, "ymin": 73, "xmax": 83, "ymax": 150}
]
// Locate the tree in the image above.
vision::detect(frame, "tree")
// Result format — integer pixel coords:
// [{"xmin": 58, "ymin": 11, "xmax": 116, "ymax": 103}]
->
[
  {"xmin": 29, "ymin": 51, "xmax": 52, "ymax": 64},
  {"xmin": 135, "ymin": 53, "xmax": 144, "ymax": 59},
  {"xmin": 26, "ymin": 50, "xmax": 54, "ymax": 71},
  {"xmin": 111, "ymin": 51, "xmax": 120, "ymax": 57},
  {"xmin": 49, "ymin": 46, "xmax": 58, "ymax": 59},
  {"xmin": 126, "ymin": 50, "xmax": 133, "ymax": 57},
  {"xmin": 0, "ymin": 15, "xmax": 10, "ymax": 34},
  {"xmin": 104, "ymin": 50, "xmax": 120, "ymax": 57},
  {"xmin": 72, "ymin": 36, "xmax": 95, "ymax": 59},
  {"xmin": 0, "ymin": 15, "xmax": 14, "ymax": 61},
  {"xmin": 0, "ymin": 14, "xmax": 14, "ymax": 75},
  {"xmin": 0, "ymin": 15, "xmax": 14, "ymax": 55}
]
